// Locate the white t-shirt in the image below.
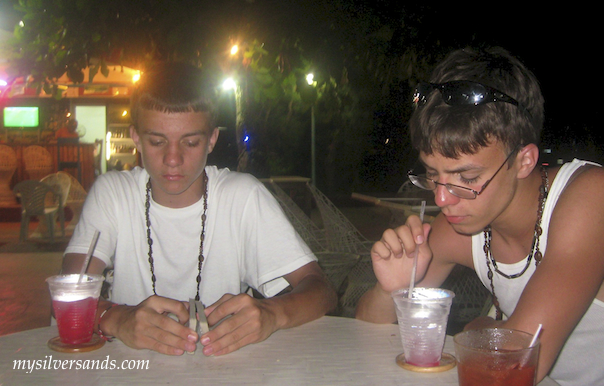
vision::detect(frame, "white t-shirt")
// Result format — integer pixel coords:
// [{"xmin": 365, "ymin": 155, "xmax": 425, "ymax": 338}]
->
[
  {"xmin": 472, "ymin": 159, "xmax": 604, "ymax": 386},
  {"xmin": 66, "ymin": 166, "xmax": 316, "ymax": 306}
]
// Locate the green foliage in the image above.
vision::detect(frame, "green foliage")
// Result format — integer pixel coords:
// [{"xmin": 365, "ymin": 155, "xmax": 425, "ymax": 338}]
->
[{"xmin": 4, "ymin": 0, "xmax": 449, "ymax": 191}]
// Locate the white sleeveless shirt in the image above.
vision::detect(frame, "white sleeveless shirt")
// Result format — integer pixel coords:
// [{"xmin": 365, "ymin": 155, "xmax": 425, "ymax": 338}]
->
[{"xmin": 472, "ymin": 159, "xmax": 604, "ymax": 386}]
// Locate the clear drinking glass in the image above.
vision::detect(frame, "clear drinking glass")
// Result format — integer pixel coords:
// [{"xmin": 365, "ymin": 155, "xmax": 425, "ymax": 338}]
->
[
  {"xmin": 454, "ymin": 328, "xmax": 540, "ymax": 386},
  {"xmin": 47, "ymin": 274, "xmax": 104, "ymax": 345},
  {"xmin": 391, "ymin": 287, "xmax": 454, "ymax": 367}
]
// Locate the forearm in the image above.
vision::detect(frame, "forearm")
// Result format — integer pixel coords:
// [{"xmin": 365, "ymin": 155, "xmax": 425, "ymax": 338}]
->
[
  {"xmin": 266, "ymin": 274, "xmax": 337, "ymax": 330},
  {"xmin": 355, "ymin": 282, "xmax": 397, "ymax": 324}
]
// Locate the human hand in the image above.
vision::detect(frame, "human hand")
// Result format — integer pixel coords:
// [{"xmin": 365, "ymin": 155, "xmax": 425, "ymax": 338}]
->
[
  {"xmin": 370, "ymin": 214, "xmax": 432, "ymax": 292},
  {"xmin": 106, "ymin": 296, "xmax": 199, "ymax": 355},
  {"xmin": 200, "ymin": 293, "xmax": 278, "ymax": 356}
]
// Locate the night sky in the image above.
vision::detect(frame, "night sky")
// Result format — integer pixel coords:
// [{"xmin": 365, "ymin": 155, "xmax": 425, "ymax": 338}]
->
[{"xmin": 1, "ymin": 2, "xmax": 598, "ymax": 141}]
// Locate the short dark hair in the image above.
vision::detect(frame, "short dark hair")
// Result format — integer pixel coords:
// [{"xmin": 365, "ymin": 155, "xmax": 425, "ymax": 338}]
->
[
  {"xmin": 130, "ymin": 62, "xmax": 217, "ymax": 130},
  {"xmin": 409, "ymin": 47, "xmax": 544, "ymax": 158}
]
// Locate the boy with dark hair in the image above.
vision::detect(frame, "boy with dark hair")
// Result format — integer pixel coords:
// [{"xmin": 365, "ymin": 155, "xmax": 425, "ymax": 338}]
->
[
  {"xmin": 62, "ymin": 62, "xmax": 337, "ymax": 357},
  {"xmin": 356, "ymin": 47, "xmax": 604, "ymax": 385}
]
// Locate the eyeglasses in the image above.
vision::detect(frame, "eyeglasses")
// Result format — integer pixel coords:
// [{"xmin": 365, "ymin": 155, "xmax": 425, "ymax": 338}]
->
[
  {"xmin": 407, "ymin": 149, "xmax": 518, "ymax": 200},
  {"xmin": 413, "ymin": 80, "xmax": 529, "ymax": 114}
]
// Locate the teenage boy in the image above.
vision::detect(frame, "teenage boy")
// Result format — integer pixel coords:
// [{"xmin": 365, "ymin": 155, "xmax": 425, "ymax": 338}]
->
[
  {"xmin": 62, "ymin": 62, "xmax": 337, "ymax": 357},
  {"xmin": 356, "ymin": 47, "xmax": 604, "ymax": 385}
]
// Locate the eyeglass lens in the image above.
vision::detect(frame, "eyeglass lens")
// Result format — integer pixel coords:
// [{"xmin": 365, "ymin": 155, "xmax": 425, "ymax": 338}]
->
[{"xmin": 409, "ymin": 175, "xmax": 476, "ymax": 199}]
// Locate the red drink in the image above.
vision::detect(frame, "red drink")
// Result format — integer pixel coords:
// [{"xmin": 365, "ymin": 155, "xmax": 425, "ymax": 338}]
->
[
  {"xmin": 458, "ymin": 359, "xmax": 537, "ymax": 386},
  {"xmin": 53, "ymin": 296, "xmax": 99, "ymax": 345},
  {"xmin": 454, "ymin": 329, "xmax": 539, "ymax": 386}
]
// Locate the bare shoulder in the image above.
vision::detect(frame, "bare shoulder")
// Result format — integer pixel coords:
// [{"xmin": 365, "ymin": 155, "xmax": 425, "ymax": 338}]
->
[
  {"xmin": 545, "ymin": 163, "xmax": 604, "ymax": 279},
  {"xmin": 428, "ymin": 214, "xmax": 473, "ymax": 267},
  {"xmin": 552, "ymin": 163, "xmax": 604, "ymax": 213}
]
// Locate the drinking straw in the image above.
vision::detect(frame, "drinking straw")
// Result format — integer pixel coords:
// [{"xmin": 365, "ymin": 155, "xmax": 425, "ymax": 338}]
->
[
  {"xmin": 529, "ymin": 323, "xmax": 543, "ymax": 348},
  {"xmin": 520, "ymin": 323, "xmax": 543, "ymax": 368},
  {"xmin": 77, "ymin": 230, "xmax": 101, "ymax": 284},
  {"xmin": 407, "ymin": 201, "xmax": 426, "ymax": 298}
]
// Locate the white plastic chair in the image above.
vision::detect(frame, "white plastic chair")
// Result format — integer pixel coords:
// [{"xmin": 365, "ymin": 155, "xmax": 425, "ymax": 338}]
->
[{"xmin": 13, "ymin": 180, "xmax": 65, "ymax": 242}]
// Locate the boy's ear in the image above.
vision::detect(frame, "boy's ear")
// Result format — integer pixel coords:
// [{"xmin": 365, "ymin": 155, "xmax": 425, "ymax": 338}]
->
[
  {"xmin": 516, "ymin": 143, "xmax": 540, "ymax": 179},
  {"xmin": 207, "ymin": 127, "xmax": 219, "ymax": 154},
  {"xmin": 130, "ymin": 125, "xmax": 142, "ymax": 153}
]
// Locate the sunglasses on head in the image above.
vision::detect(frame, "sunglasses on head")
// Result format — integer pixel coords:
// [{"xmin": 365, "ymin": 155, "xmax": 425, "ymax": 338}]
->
[{"xmin": 413, "ymin": 80, "xmax": 529, "ymax": 115}]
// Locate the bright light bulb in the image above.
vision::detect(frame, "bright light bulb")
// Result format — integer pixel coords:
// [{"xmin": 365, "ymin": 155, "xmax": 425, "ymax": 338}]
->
[
  {"xmin": 306, "ymin": 73, "xmax": 314, "ymax": 85},
  {"xmin": 222, "ymin": 78, "xmax": 236, "ymax": 91},
  {"xmin": 230, "ymin": 45, "xmax": 239, "ymax": 55},
  {"xmin": 132, "ymin": 72, "xmax": 141, "ymax": 83}
]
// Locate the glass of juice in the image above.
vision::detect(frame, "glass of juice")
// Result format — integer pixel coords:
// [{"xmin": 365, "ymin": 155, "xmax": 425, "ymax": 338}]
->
[
  {"xmin": 391, "ymin": 287, "xmax": 455, "ymax": 367},
  {"xmin": 46, "ymin": 274, "xmax": 104, "ymax": 345},
  {"xmin": 454, "ymin": 328, "xmax": 540, "ymax": 386}
]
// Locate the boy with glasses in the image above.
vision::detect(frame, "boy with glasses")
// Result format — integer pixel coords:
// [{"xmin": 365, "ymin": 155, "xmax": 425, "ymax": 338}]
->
[{"xmin": 356, "ymin": 47, "xmax": 604, "ymax": 385}]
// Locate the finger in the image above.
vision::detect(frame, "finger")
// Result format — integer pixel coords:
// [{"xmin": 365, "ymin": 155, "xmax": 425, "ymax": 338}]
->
[
  {"xmin": 148, "ymin": 298, "xmax": 198, "ymax": 343},
  {"xmin": 205, "ymin": 293, "xmax": 255, "ymax": 328},
  {"xmin": 407, "ymin": 215, "xmax": 428, "ymax": 244},
  {"xmin": 201, "ymin": 295, "xmax": 258, "ymax": 344},
  {"xmin": 417, "ymin": 223, "xmax": 432, "ymax": 251},
  {"xmin": 149, "ymin": 317, "xmax": 198, "ymax": 354},
  {"xmin": 380, "ymin": 228, "xmax": 405, "ymax": 258},
  {"xmin": 393, "ymin": 228, "xmax": 416, "ymax": 258},
  {"xmin": 154, "ymin": 312, "xmax": 198, "ymax": 342},
  {"xmin": 211, "ymin": 330, "xmax": 258, "ymax": 356},
  {"xmin": 122, "ymin": 300, "xmax": 198, "ymax": 354},
  {"xmin": 202, "ymin": 307, "xmax": 264, "ymax": 356},
  {"xmin": 145, "ymin": 296, "xmax": 190, "ymax": 324},
  {"xmin": 204, "ymin": 293, "xmax": 235, "ymax": 316},
  {"xmin": 371, "ymin": 240, "xmax": 396, "ymax": 260},
  {"xmin": 141, "ymin": 333, "xmax": 187, "ymax": 356}
]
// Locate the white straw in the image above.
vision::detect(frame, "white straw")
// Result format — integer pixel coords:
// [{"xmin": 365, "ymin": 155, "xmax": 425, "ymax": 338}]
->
[
  {"xmin": 529, "ymin": 323, "xmax": 543, "ymax": 348},
  {"xmin": 520, "ymin": 323, "xmax": 543, "ymax": 368},
  {"xmin": 78, "ymin": 230, "xmax": 100, "ymax": 284},
  {"xmin": 408, "ymin": 201, "xmax": 426, "ymax": 298}
]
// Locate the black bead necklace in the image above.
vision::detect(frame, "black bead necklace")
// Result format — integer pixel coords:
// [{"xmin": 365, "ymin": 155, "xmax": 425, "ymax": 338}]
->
[
  {"xmin": 145, "ymin": 171, "xmax": 208, "ymax": 301},
  {"xmin": 484, "ymin": 165, "xmax": 548, "ymax": 320}
]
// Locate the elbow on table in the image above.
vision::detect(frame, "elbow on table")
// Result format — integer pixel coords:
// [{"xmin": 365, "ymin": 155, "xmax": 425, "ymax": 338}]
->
[{"xmin": 355, "ymin": 286, "xmax": 398, "ymax": 324}]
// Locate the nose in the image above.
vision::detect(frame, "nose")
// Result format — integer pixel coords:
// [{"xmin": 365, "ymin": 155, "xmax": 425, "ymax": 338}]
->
[
  {"xmin": 434, "ymin": 184, "xmax": 461, "ymax": 208},
  {"xmin": 163, "ymin": 143, "xmax": 184, "ymax": 167}
]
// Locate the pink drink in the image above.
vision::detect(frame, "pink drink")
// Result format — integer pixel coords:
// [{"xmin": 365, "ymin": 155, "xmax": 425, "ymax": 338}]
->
[
  {"xmin": 53, "ymin": 296, "xmax": 99, "ymax": 344},
  {"xmin": 47, "ymin": 274, "xmax": 104, "ymax": 345},
  {"xmin": 404, "ymin": 341, "xmax": 441, "ymax": 367}
]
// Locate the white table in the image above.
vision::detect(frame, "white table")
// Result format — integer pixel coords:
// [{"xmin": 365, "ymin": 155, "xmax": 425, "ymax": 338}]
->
[{"xmin": 0, "ymin": 316, "xmax": 559, "ymax": 385}]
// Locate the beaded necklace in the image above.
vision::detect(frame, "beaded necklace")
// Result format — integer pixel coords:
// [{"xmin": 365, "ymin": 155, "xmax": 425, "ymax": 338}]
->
[
  {"xmin": 145, "ymin": 171, "xmax": 208, "ymax": 301},
  {"xmin": 484, "ymin": 166, "xmax": 548, "ymax": 320}
]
